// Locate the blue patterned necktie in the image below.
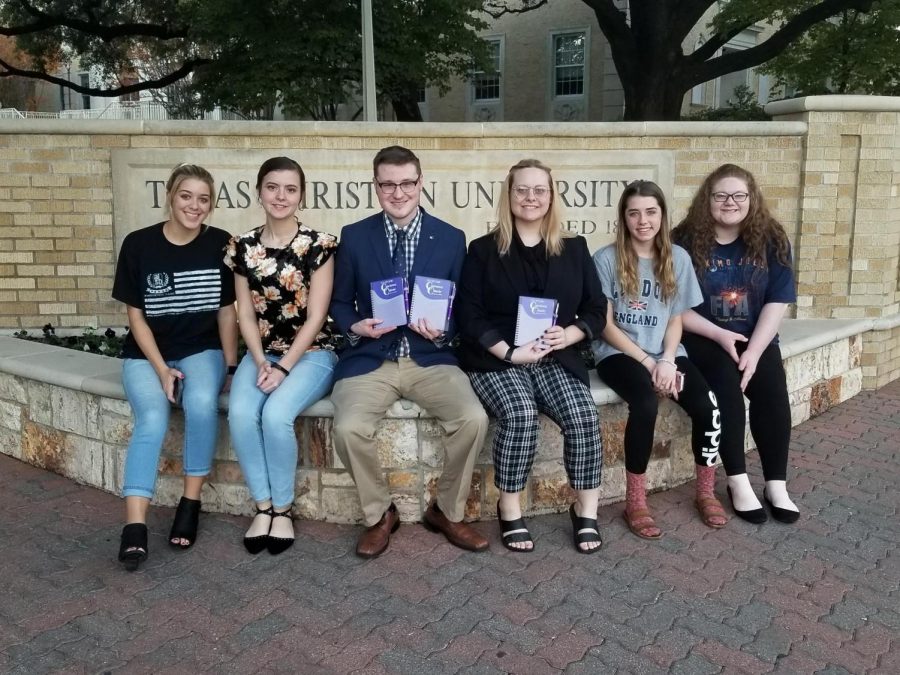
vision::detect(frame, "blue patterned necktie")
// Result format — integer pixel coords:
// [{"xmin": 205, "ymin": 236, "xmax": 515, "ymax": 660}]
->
[
  {"xmin": 392, "ymin": 227, "xmax": 407, "ymax": 281},
  {"xmin": 387, "ymin": 227, "xmax": 408, "ymax": 360}
]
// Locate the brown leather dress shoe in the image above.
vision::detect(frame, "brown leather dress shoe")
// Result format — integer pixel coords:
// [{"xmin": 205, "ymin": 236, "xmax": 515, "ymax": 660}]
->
[
  {"xmin": 356, "ymin": 503, "xmax": 400, "ymax": 559},
  {"xmin": 423, "ymin": 503, "xmax": 489, "ymax": 552}
]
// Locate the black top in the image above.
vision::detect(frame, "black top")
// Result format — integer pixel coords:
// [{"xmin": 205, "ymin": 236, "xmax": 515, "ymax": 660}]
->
[
  {"xmin": 455, "ymin": 232, "xmax": 607, "ymax": 385},
  {"xmin": 225, "ymin": 224, "xmax": 338, "ymax": 354},
  {"xmin": 513, "ymin": 230, "xmax": 548, "ymax": 294},
  {"xmin": 113, "ymin": 223, "xmax": 235, "ymax": 361}
]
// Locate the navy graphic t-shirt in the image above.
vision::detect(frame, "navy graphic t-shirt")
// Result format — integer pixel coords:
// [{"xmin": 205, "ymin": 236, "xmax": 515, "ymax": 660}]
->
[
  {"xmin": 693, "ymin": 238, "xmax": 796, "ymax": 339},
  {"xmin": 113, "ymin": 223, "xmax": 236, "ymax": 360}
]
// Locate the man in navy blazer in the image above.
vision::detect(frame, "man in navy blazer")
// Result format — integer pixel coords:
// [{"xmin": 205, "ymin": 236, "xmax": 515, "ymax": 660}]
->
[{"xmin": 329, "ymin": 145, "xmax": 489, "ymax": 558}]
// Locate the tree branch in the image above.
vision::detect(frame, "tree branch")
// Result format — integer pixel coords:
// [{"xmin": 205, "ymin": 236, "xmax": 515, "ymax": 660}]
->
[
  {"xmin": 2, "ymin": 1, "xmax": 187, "ymax": 40},
  {"xmin": 482, "ymin": 1, "xmax": 548, "ymax": 19},
  {"xmin": 0, "ymin": 57, "xmax": 208, "ymax": 96},
  {"xmin": 689, "ymin": 0, "xmax": 875, "ymax": 77}
]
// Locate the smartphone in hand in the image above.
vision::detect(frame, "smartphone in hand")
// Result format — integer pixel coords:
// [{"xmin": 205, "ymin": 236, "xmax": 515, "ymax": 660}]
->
[
  {"xmin": 172, "ymin": 377, "xmax": 183, "ymax": 405},
  {"xmin": 675, "ymin": 371, "xmax": 685, "ymax": 393}
]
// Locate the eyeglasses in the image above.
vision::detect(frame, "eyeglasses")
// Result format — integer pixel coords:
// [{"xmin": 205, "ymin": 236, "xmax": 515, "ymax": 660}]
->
[
  {"xmin": 711, "ymin": 191, "xmax": 749, "ymax": 203},
  {"xmin": 376, "ymin": 178, "xmax": 420, "ymax": 195},
  {"xmin": 512, "ymin": 185, "xmax": 551, "ymax": 200}
]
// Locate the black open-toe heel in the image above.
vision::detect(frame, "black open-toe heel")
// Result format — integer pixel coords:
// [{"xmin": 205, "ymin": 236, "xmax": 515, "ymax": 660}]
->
[
  {"xmin": 244, "ymin": 505, "xmax": 273, "ymax": 554},
  {"xmin": 118, "ymin": 523, "xmax": 148, "ymax": 571},
  {"xmin": 267, "ymin": 508, "xmax": 295, "ymax": 555},
  {"xmin": 497, "ymin": 501, "xmax": 533, "ymax": 553},
  {"xmin": 569, "ymin": 504, "xmax": 602, "ymax": 554},
  {"xmin": 169, "ymin": 496, "xmax": 201, "ymax": 549}
]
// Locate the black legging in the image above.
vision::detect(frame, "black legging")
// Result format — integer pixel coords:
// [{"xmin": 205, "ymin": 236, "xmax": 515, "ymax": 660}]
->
[
  {"xmin": 681, "ymin": 334, "xmax": 790, "ymax": 481},
  {"xmin": 596, "ymin": 354, "xmax": 720, "ymax": 474}
]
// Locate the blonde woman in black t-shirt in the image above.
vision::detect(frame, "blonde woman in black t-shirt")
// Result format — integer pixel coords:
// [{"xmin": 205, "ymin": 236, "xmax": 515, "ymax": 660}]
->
[{"xmin": 112, "ymin": 164, "xmax": 238, "ymax": 571}]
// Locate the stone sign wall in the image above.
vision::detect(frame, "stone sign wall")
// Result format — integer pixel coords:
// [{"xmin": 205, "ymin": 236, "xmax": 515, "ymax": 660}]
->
[{"xmin": 112, "ymin": 148, "xmax": 673, "ymax": 253}]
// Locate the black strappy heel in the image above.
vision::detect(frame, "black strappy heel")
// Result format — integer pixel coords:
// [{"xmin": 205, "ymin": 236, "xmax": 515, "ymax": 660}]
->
[
  {"xmin": 118, "ymin": 523, "xmax": 148, "ymax": 571},
  {"xmin": 169, "ymin": 496, "xmax": 201, "ymax": 549},
  {"xmin": 267, "ymin": 508, "xmax": 295, "ymax": 555},
  {"xmin": 244, "ymin": 505, "xmax": 273, "ymax": 554}
]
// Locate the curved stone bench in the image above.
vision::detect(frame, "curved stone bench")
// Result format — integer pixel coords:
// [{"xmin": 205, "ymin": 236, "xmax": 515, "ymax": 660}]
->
[{"xmin": 0, "ymin": 317, "xmax": 881, "ymax": 524}]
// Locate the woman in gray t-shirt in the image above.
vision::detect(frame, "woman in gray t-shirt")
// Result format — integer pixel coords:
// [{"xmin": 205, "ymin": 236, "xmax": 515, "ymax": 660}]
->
[{"xmin": 593, "ymin": 180, "xmax": 727, "ymax": 539}]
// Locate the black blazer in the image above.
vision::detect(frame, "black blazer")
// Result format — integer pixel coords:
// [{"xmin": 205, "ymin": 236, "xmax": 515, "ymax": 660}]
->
[{"xmin": 455, "ymin": 232, "xmax": 606, "ymax": 385}]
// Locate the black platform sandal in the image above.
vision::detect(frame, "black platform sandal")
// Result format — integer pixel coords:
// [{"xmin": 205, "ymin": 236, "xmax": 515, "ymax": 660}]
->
[
  {"xmin": 267, "ymin": 508, "xmax": 295, "ymax": 556},
  {"xmin": 569, "ymin": 504, "xmax": 602, "ymax": 554},
  {"xmin": 169, "ymin": 496, "xmax": 201, "ymax": 549},
  {"xmin": 118, "ymin": 523, "xmax": 148, "ymax": 571},
  {"xmin": 244, "ymin": 505, "xmax": 274, "ymax": 554},
  {"xmin": 497, "ymin": 501, "xmax": 533, "ymax": 553}
]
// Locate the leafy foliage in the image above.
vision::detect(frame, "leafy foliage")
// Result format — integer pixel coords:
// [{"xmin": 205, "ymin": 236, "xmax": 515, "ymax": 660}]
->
[
  {"xmin": 760, "ymin": 2, "xmax": 900, "ymax": 96},
  {"xmin": 685, "ymin": 84, "xmax": 771, "ymax": 121},
  {"xmin": 14, "ymin": 324, "xmax": 128, "ymax": 357},
  {"xmin": 1, "ymin": 0, "xmax": 491, "ymax": 120}
]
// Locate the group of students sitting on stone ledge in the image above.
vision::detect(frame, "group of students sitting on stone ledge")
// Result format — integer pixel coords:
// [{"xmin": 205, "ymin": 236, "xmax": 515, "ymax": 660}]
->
[{"xmin": 112, "ymin": 145, "xmax": 801, "ymax": 572}]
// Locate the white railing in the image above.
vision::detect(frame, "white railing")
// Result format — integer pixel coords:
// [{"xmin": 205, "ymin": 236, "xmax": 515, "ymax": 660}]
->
[
  {"xmin": 59, "ymin": 101, "xmax": 169, "ymax": 120},
  {"xmin": 0, "ymin": 104, "xmax": 247, "ymax": 121}
]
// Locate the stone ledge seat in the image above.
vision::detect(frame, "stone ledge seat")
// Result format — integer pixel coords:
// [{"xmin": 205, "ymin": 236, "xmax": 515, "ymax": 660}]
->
[
  {"xmin": 0, "ymin": 315, "xmax": 889, "ymax": 523},
  {"xmin": 0, "ymin": 318, "xmax": 879, "ymax": 415}
]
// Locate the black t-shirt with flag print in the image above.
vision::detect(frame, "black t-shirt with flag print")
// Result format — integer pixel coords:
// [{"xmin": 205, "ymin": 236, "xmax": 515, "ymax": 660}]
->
[{"xmin": 113, "ymin": 222, "xmax": 236, "ymax": 361}]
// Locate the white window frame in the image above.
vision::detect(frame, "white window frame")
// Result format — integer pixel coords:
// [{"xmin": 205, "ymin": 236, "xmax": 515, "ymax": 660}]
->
[
  {"xmin": 714, "ymin": 27, "xmax": 762, "ymax": 107},
  {"xmin": 471, "ymin": 36, "xmax": 504, "ymax": 104},
  {"xmin": 549, "ymin": 28, "xmax": 590, "ymax": 100}
]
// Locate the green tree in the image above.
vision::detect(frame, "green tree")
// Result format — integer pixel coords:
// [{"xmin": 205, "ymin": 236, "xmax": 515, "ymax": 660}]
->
[
  {"xmin": 760, "ymin": 2, "xmax": 900, "ymax": 96},
  {"xmin": 487, "ymin": 0, "xmax": 879, "ymax": 120},
  {"xmin": 0, "ymin": 0, "xmax": 490, "ymax": 120}
]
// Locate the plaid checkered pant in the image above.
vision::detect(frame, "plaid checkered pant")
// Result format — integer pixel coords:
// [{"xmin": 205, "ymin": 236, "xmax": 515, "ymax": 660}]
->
[{"xmin": 469, "ymin": 361, "xmax": 602, "ymax": 493}]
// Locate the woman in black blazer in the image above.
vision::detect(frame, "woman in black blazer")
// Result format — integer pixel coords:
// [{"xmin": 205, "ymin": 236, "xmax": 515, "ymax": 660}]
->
[{"xmin": 456, "ymin": 159, "xmax": 607, "ymax": 553}]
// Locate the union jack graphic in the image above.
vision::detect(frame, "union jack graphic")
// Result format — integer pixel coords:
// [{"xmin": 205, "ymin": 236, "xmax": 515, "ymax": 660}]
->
[{"xmin": 628, "ymin": 299, "xmax": 648, "ymax": 311}]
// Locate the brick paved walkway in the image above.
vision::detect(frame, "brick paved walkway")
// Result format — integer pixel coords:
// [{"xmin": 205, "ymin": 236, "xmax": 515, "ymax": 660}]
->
[{"xmin": 1, "ymin": 381, "xmax": 898, "ymax": 674}]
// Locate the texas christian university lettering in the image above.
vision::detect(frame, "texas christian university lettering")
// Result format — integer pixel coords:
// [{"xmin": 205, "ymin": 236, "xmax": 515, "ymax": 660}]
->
[{"xmin": 145, "ymin": 176, "xmax": 636, "ymax": 235}]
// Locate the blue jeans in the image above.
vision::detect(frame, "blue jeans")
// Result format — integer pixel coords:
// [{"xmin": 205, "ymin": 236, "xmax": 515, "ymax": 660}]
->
[
  {"xmin": 228, "ymin": 350, "xmax": 337, "ymax": 508},
  {"xmin": 121, "ymin": 349, "xmax": 226, "ymax": 498}
]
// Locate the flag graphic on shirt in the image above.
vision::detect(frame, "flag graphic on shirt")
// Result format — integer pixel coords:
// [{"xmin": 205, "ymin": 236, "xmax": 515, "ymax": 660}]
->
[
  {"xmin": 144, "ymin": 269, "xmax": 221, "ymax": 317},
  {"xmin": 627, "ymin": 299, "xmax": 648, "ymax": 311}
]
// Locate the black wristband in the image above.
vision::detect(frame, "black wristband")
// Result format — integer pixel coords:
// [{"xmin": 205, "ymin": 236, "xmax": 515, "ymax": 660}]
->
[
  {"xmin": 271, "ymin": 362, "xmax": 290, "ymax": 376},
  {"xmin": 227, "ymin": 365, "xmax": 238, "ymax": 375},
  {"xmin": 503, "ymin": 346, "xmax": 515, "ymax": 363}
]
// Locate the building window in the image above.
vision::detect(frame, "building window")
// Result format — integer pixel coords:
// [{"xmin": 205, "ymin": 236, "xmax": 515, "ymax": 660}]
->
[
  {"xmin": 79, "ymin": 73, "xmax": 90, "ymax": 109},
  {"xmin": 472, "ymin": 38, "xmax": 502, "ymax": 102},
  {"xmin": 416, "ymin": 86, "xmax": 426, "ymax": 104},
  {"xmin": 554, "ymin": 32, "xmax": 585, "ymax": 97}
]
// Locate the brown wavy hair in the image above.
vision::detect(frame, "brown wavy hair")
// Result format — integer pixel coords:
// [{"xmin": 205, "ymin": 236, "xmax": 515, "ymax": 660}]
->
[
  {"xmin": 672, "ymin": 163, "xmax": 791, "ymax": 273},
  {"xmin": 493, "ymin": 158, "xmax": 571, "ymax": 256},
  {"xmin": 616, "ymin": 180, "xmax": 676, "ymax": 302},
  {"xmin": 165, "ymin": 163, "xmax": 215, "ymax": 216}
]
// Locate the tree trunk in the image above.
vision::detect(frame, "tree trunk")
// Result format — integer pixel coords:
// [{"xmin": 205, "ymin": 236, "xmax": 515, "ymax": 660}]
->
[{"xmin": 390, "ymin": 93, "xmax": 423, "ymax": 122}]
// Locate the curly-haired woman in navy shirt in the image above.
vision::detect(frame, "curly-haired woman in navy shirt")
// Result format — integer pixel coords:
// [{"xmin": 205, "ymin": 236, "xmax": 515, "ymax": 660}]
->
[{"xmin": 673, "ymin": 164, "xmax": 799, "ymax": 525}]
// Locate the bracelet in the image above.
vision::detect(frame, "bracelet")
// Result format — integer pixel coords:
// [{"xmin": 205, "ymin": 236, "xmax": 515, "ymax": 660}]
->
[
  {"xmin": 271, "ymin": 362, "xmax": 291, "ymax": 376},
  {"xmin": 503, "ymin": 346, "xmax": 515, "ymax": 363},
  {"xmin": 227, "ymin": 365, "xmax": 238, "ymax": 375},
  {"xmin": 656, "ymin": 358, "xmax": 677, "ymax": 368},
  {"xmin": 639, "ymin": 354, "xmax": 651, "ymax": 365}
]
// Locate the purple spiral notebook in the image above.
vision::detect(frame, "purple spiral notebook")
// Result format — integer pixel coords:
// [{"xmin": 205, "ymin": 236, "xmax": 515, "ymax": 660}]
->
[
  {"xmin": 514, "ymin": 296, "xmax": 558, "ymax": 345},
  {"xmin": 408, "ymin": 276, "xmax": 455, "ymax": 332},
  {"xmin": 370, "ymin": 276, "xmax": 409, "ymax": 327}
]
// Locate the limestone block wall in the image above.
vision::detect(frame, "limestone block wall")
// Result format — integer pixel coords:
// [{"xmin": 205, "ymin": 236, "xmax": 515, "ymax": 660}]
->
[{"xmin": 0, "ymin": 321, "xmax": 865, "ymax": 524}]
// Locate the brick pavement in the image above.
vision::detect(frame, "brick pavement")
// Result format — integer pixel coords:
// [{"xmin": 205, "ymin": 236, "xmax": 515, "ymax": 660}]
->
[{"xmin": 1, "ymin": 380, "xmax": 898, "ymax": 674}]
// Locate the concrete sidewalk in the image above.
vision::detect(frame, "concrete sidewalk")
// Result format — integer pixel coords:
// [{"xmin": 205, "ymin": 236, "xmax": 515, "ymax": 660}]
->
[{"xmin": 1, "ymin": 381, "xmax": 898, "ymax": 674}]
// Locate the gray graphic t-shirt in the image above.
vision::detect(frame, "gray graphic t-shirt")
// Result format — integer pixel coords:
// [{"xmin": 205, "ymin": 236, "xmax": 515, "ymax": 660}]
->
[{"xmin": 591, "ymin": 244, "xmax": 702, "ymax": 363}]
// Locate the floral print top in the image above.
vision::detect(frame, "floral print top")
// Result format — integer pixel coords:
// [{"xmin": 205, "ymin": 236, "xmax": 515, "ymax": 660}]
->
[{"xmin": 225, "ymin": 223, "xmax": 338, "ymax": 354}]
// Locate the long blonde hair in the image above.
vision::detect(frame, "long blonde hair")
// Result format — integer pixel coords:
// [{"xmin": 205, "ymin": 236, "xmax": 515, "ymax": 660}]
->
[
  {"xmin": 615, "ymin": 180, "xmax": 676, "ymax": 302},
  {"xmin": 493, "ymin": 159, "xmax": 572, "ymax": 256},
  {"xmin": 672, "ymin": 163, "xmax": 791, "ymax": 274}
]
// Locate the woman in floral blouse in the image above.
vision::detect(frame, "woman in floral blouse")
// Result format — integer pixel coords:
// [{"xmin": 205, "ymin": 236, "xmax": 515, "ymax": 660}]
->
[{"xmin": 225, "ymin": 156, "xmax": 338, "ymax": 555}]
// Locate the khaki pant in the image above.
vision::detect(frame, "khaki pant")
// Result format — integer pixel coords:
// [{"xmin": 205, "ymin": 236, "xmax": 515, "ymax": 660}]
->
[{"xmin": 331, "ymin": 359, "xmax": 488, "ymax": 526}]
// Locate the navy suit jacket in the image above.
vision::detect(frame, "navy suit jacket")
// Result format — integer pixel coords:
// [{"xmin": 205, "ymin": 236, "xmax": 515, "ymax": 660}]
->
[{"xmin": 329, "ymin": 210, "xmax": 466, "ymax": 381}]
